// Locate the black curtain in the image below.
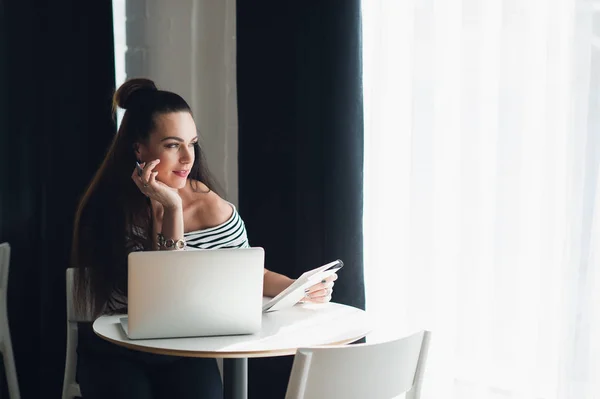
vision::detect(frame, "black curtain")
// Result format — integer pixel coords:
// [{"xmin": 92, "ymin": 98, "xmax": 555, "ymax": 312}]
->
[
  {"xmin": 0, "ymin": 1, "xmax": 116, "ymax": 398},
  {"xmin": 237, "ymin": 2, "xmax": 365, "ymax": 398}
]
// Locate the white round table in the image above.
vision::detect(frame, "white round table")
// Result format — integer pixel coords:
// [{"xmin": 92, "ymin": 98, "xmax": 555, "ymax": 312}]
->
[{"xmin": 93, "ymin": 301, "xmax": 370, "ymax": 399}]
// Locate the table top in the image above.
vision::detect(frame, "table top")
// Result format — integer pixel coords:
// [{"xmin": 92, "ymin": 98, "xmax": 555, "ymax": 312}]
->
[{"xmin": 93, "ymin": 301, "xmax": 370, "ymax": 358}]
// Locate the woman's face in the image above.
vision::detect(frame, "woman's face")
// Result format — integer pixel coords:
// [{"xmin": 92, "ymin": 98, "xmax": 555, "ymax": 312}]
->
[{"xmin": 136, "ymin": 112, "xmax": 198, "ymax": 189}]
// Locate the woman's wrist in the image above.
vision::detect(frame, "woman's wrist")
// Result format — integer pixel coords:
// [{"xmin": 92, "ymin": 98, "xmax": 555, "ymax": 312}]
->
[
  {"xmin": 158, "ymin": 199, "xmax": 185, "ymax": 250},
  {"xmin": 162, "ymin": 200, "xmax": 183, "ymax": 212}
]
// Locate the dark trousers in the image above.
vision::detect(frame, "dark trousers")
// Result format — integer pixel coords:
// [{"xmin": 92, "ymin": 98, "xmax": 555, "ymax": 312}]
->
[{"xmin": 77, "ymin": 323, "xmax": 223, "ymax": 399}]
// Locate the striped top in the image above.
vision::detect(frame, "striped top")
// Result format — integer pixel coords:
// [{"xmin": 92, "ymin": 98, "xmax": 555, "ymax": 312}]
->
[{"xmin": 184, "ymin": 204, "xmax": 250, "ymax": 250}]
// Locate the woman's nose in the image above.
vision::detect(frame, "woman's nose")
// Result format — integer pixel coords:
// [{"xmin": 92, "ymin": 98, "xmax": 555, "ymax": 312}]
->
[{"xmin": 181, "ymin": 146, "xmax": 194, "ymax": 163}]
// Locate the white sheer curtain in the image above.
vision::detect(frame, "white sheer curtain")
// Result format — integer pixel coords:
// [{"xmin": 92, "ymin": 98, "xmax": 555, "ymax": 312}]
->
[{"xmin": 362, "ymin": 0, "xmax": 600, "ymax": 398}]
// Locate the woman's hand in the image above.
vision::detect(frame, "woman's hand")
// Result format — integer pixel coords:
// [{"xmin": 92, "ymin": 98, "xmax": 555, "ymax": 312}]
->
[
  {"xmin": 302, "ymin": 273, "xmax": 338, "ymax": 304},
  {"xmin": 131, "ymin": 160, "xmax": 182, "ymax": 210}
]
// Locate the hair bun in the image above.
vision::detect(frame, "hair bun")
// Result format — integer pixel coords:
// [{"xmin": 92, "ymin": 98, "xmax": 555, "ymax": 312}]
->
[{"xmin": 113, "ymin": 78, "xmax": 158, "ymax": 110}]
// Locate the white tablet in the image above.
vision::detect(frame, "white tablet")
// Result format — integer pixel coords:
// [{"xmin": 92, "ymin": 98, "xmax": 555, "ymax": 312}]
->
[{"xmin": 262, "ymin": 259, "xmax": 344, "ymax": 312}]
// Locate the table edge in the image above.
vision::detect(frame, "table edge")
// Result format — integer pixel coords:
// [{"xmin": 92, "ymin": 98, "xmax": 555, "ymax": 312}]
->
[{"xmin": 93, "ymin": 330, "xmax": 369, "ymax": 358}]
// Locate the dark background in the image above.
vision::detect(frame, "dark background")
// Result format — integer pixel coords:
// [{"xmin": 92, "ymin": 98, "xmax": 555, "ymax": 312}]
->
[
  {"xmin": 0, "ymin": 1, "xmax": 116, "ymax": 397},
  {"xmin": 0, "ymin": 1, "xmax": 363, "ymax": 398}
]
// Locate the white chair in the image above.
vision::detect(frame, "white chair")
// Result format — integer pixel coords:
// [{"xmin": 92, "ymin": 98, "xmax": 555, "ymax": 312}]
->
[
  {"xmin": 285, "ymin": 330, "xmax": 431, "ymax": 399},
  {"xmin": 63, "ymin": 268, "xmax": 92, "ymax": 399},
  {"xmin": 0, "ymin": 243, "xmax": 21, "ymax": 399}
]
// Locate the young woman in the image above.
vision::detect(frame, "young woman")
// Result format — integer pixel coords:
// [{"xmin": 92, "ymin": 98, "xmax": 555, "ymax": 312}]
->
[{"xmin": 71, "ymin": 78, "xmax": 337, "ymax": 399}]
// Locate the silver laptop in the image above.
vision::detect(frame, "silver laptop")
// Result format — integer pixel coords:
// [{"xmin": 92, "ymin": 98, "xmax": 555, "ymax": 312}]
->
[{"xmin": 121, "ymin": 247, "xmax": 264, "ymax": 340}]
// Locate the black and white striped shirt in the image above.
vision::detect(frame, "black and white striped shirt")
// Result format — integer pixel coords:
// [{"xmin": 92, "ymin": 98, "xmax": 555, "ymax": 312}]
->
[{"xmin": 184, "ymin": 204, "xmax": 249, "ymax": 250}]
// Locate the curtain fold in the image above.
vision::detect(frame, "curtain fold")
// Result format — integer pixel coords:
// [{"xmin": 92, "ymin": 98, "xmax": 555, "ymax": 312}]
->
[
  {"xmin": 236, "ymin": 2, "xmax": 364, "ymax": 398},
  {"xmin": 363, "ymin": 0, "xmax": 599, "ymax": 398}
]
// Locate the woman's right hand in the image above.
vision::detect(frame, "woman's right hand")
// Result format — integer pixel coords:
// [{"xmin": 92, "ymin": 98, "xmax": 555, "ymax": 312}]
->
[{"xmin": 131, "ymin": 160, "xmax": 183, "ymax": 210}]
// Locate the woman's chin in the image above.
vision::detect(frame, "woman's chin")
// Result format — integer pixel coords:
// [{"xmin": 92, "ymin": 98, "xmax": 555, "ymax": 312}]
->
[{"xmin": 168, "ymin": 179, "xmax": 187, "ymax": 190}]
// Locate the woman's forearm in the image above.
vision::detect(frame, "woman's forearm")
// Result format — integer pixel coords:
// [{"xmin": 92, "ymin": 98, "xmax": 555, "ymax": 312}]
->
[{"xmin": 263, "ymin": 269, "xmax": 294, "ymax": 297}]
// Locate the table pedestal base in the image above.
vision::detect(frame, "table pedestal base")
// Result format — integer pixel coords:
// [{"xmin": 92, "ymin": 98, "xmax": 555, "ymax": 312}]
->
[{"xmin": 224, "ymin": 358, "xmax": 248, "ymax": 399}]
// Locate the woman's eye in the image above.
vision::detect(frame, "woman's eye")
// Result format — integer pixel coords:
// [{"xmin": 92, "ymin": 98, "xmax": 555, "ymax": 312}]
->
[{"xmin": 165, "ymin": 141, "xmax": 197, "ymax": 149}]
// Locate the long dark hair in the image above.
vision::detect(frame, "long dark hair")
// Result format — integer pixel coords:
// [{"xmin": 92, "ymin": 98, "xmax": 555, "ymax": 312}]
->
[{"xmin": 72, "ymin": 78, "xmax": 220, "ymax": 317}]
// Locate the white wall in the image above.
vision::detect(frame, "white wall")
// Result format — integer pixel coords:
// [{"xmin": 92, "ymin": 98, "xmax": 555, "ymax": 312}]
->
[{"xmin": 115, "ymin": 0, "xmax": 238, "ymax": 205}]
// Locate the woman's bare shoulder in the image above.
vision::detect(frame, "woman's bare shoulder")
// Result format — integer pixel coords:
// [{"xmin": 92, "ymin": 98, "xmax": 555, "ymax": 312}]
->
[{"xmin": 187, "ymin": 180, "xmax": 233, "ymax": 228}]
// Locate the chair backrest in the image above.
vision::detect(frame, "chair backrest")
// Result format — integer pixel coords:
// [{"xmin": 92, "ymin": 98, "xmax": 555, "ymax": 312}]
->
[
  {"xmin": 0, "ymin": 243, "xmax": 10, "ymax": 295},
  {"xmin": 285, "ymin": 330, "xmax": 431, "ymax": 399},
  {"xmin": 66, "ymin": 268, "xmax": 93, "ymax": 322},
  {"xmin": 64, "ymin": 268, "xmax": 90, "ymax": 399},
  {"xmin": 0, "ymin": 243, "xmax": 10, "ymax": 342}
]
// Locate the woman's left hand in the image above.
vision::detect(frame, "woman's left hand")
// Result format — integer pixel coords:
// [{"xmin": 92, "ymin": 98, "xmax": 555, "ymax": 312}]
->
[{"xmin": 302, "ymin": 273, "xmax": 338, "ymax": 303}]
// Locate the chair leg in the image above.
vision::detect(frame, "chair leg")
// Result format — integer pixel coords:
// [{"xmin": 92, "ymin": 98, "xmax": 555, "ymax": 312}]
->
[{"xmin": 2, "ymin": 323, "xmax": 21, "ymax": 399}]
